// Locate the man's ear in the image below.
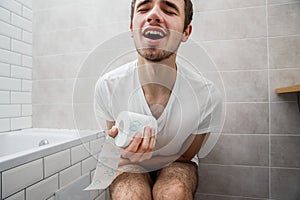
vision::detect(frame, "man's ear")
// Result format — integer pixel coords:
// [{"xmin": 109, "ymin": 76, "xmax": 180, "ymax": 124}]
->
[
  {"xmin": 182, "ymin": 25, "xmax": 192, "ymax": 42},
  {"xmin": 130, "ymin": 22, "xmax": 133, "ymax": 37}
]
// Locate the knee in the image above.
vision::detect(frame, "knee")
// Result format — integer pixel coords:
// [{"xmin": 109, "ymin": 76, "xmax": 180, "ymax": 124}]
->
[
  {"xmin": 153, "ymin": 181, "xmax": 193, "ymax": 200},
  {"xmin": 110, "ymin": 173, "xmax": 152, "ymax": 200}
]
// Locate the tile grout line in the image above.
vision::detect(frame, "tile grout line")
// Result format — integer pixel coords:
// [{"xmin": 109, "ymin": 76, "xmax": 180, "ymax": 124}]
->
[
  {"xmin": 265, "ymin": 0, "xmax": 272, "ymax": 199},
  {"xmin": 194, "ymin": 1, "xmax": 300, "ymax": 14},
  {"xmin": 196, "ymin": 192, "xmax": 268, "ymax": 200}
]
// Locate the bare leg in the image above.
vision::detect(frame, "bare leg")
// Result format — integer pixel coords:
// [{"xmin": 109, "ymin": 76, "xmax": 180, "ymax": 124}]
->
[
  {"xmin": 109, "ymin": 172, "xmax": 152, "ymax": 200},
  {"xmin": 152, "ymin": 162, "xmax": 198, "ymax": 200}
]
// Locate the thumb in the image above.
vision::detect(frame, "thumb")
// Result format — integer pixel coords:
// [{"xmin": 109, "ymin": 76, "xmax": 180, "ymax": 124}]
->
[{"xmin": 108, "ymin": 125, "xmax": 118, "ymax": 138}]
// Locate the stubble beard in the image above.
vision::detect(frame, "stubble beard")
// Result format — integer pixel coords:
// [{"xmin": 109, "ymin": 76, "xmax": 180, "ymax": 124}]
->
[{"xmin": 137, "ymin": 47, "xmax": 174, "ymax": 62}]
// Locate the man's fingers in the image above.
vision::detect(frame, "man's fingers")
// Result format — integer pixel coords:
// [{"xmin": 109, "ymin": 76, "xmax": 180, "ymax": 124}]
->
[
  {"xmin": 140, "ymin": 126, "xmax": 151, "ymax": 151},
  {"xmin": 149, "ymin": 128, "xmax": 156, "ymax": 151},
  {"xmin": 125, "ymin": 134, "xmax": 143, "ymax": 152},
  {"xmin": 108, "ymin": 126, "xmax": 118, "ymax": 138}
]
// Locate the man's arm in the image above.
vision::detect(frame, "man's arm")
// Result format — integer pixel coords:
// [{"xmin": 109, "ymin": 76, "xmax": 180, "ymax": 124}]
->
[
  {"xmin": 176, "ymin": 133, "xmax": 208, "ymax": 162},
  {"xmin": 106, "ymin": 120, "xmax": 208, "ymax": 166},
  {"xmin": 118, "ymin": 133, "xmax": 208, "ymax": 169}
]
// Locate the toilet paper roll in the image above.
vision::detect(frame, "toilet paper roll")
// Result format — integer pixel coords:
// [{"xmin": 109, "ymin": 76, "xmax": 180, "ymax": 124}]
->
[
  {"xmin": 85, "ymin": 111, "xmax": 157, "ymax": 190},
  {"xmin": 115, "ymin": 111, "xmax": 157, "ymax": 147}
]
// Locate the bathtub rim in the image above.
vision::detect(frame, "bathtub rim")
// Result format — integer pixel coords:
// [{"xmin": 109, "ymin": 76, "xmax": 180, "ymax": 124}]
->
[{"xmin": 0, "ymin": 128, "xmax": 105, "ymax": 172}]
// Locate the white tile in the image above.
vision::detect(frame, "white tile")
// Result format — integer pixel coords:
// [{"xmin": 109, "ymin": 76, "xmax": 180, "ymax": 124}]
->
[
  {"xmin": 32, "ymin": 79, "xmax": 73, "ymax": 104},
  {"xmin": 0, "ymin": 62, "xmax": 10, "ymax": 76},
  {"xmin": 59, "ymin": 163, "xmax": 81, "ymax": 188},
  {"xmin": 11, "ymin": 92, "xmax": 31, "ymax": 103},
  {"xmin": 26, "ymin": 174, "xmax": 58, "ymax": 200},
  {"xmin": 22, "ymin": 55, "xmax": 32, "ymax": 67},
  {"xmin": 22, "ymin": 6, "xmax": 32, "ymax": 20},
  {"xmin": 0, "ymin": 49, "xmax": 22, "ymax": 65},
  {"xmin": 2, "ymin": 159, "xmax": 43, "ymax": 198},
  {"xmin": 33, "ymin": 24, "xmax": 127, "ymax": 56},
  {"xmin": 0, "ymin": 0, "xmax": 22, "ymax": 15},
  {"xmin": 0, "ymin": 21, "xmax": 22, "ymax": 39},
  {"xmin": 90, "ymin": 138, "xmax": 104, "ymax": 155},
  {"xmin": 0, "ymin": 6, "xmax": 10, "ymax": 23},
  {"xmin": 0, "ymin": 34, "xmax": 10, "ymax": 50},
  {"xmin": 4, "ymin": 190, "xmax": 25, "ymax": 200},
  {"xmin": 0, "ymin": 77, "xmax": 21, "ymax": 91},
  {"xmin": 44, "ymin": 149, "xmax": 71, "ymax": 177},
  {"xmin": 0, "ymin": 105, "xmax": 21, "ymax": 118},
  {"xmin": 32, "ymin": 104, "xmax": 75, "ymax": 129},
  {"xmin": 11, "ymin": 39, "xmax": 32, "ymax": 56},
  {"xmin": 0, "ymin": 91, "xmax": 10, "ymax": 104},
  {"xmin": 0, "ymin": 118, "xmax": 10, "ymax": 132},
  {"xmin": 11, "ymin": 116, "xmax": 31, "ymax": 130},
  {"xmin": 33, "ymin": 4, "xmax": 97, "ymax": 33},
  {"xmin": 16, "ymin": 0, "xmax": 32, "ymax": 9},
  {"xmin": 22, "ymin": 31, "xmax": 32, "ymax": 44},
  {"xmin": 33, "ymin": 0, "xmax": 88, "ymax": 10},
  {"xmin": 21, "ymin": 104, "xmax": 32, "ymax": 115},
  {"xmin": 22, "ymin": 80, "xmax": 32, "ymax": 91},
  {"xmin": 82, "ymin": 156, "xmax": 97, "ymax": 175},
  {"xmin": 11, "ymin": 65, "xmax": 32, "ymax": 79},
  {"xmin": 71, "ymin": 143, "xmax": 90, "ymax": 164},
  {"xmin": 11, "ymin": 13, "xmax": 32, "ymax": 32}
]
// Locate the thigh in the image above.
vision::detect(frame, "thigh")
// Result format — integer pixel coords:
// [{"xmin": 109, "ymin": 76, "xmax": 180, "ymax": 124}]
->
[
  {"xmin": 109, "ymin": 170, "xmax": 152, "ymax": 200},
  {"xmin": 153, "ymin": 162, "xmax": 198, "ymax": 199}
]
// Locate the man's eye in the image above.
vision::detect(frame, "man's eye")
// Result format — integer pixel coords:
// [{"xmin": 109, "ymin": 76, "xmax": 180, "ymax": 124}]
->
[
  {"xmin": 137, "ymin": 8, "xmax": 149, "ymax": 13},
  {"xmin": 165, "ymin": 10, "xmax": 176, "ymax": 15}
]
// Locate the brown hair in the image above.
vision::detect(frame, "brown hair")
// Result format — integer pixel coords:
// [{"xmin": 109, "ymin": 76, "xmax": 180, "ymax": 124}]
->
[{"xmin": 130, "ymin": 0, "xmax": 193, "ymax": 31}]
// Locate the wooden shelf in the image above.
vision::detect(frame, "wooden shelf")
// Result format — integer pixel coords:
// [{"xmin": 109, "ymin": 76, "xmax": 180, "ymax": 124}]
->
[
  {"xmin": 275, "ymin": 85, "xmax": 300, "ymax": 94},
  {"xmin": 275, "ymin": 85, "xmax": 300, "ymax": 113}
]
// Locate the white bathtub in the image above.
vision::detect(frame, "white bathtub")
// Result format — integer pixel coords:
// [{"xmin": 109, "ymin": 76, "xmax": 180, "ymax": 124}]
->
[{"xmin": 0, "ymin": 128, "xmax": 103, "ymax": 172}]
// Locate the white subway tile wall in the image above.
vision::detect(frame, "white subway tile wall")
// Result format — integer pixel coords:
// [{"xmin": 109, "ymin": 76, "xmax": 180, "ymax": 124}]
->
[
  {"xmin": 2, "ymin": 159, "xmax": 43, "ymax": 198},
  {"xmin": 59, "ymin": 162, "xmax": 81, "ymax": 188},
  {"xmin": 25, "ymin": 174, "xmax": 58, "ymax": 200},
  {"xmin": 44, "ymin": 149, "xmax": 71, "ymax": 178},
  {"xmin": 70, "ymin": 143, "xmax": 90, "ymax": 165},
  {"xmin": 0, "ymin": 0, "xmax": 32, "ymax": 132},
  {"xmin": 0, "ymin": 135, "xmax": 105, "ymax": 200},
  {"xmin": 4, "ymin": 190, "xmax": 24, "ymax": 200}
]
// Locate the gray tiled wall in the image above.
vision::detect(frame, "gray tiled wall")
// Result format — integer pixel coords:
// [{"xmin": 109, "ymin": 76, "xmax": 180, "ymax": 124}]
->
[{"xmin": 31, "ymin": 0, "xmax": 300, "ymax": 199}]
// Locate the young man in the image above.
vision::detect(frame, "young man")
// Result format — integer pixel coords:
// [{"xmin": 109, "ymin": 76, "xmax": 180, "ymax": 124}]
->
[{"xmin": 94, "ymin": 0, "xmax": 222, "ymax": 199}]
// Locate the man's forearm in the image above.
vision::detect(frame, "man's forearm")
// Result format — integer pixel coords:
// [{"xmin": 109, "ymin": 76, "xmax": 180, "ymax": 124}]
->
[{"xmin": 119, "ymin": 154, "xmax": 191, "ymax": 169}]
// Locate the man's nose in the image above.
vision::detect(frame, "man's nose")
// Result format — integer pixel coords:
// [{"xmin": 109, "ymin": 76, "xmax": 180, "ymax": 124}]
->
[{"xmin": 146, "ymin": 6, "xmax": 163, "ymax": 24}]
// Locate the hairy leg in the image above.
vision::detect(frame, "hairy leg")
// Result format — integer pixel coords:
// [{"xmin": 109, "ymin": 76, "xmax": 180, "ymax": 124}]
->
[
  {"xmin": 109, "ymin": 172, "xmax": 152, "ymax": 200},
  {"xmin": 152, "ymin": 162, "xmax": 198, "ymax": 200}
]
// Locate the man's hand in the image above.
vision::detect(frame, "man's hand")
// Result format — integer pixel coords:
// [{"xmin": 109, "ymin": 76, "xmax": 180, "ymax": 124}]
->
[{"xmin": 108, "ymin": 126, "xmax": 156, "ymax": 163}]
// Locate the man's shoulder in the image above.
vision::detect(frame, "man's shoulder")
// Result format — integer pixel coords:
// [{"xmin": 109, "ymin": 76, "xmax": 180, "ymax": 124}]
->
[
  {"xmin": 101, "ymin": 60, "xmax": 137, "ymax": 81},
  {"xmin": 178, "ymin": 64, "xmax": 214, "ymax": 88},
  {"xmin": 95, "ymin": 60, "xmax": 137, "ymax": 91}
]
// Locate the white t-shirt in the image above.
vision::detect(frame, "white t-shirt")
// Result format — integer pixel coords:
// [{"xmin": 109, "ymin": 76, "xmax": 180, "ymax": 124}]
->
[{"xmin": 94, "ymin": 60, "xmax": 223, "ymax": 165}]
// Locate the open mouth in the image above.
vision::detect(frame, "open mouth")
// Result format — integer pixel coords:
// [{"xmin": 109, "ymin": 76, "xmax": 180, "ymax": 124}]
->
[
  {"xmin": 142, "ymin": 28, "xmax": 167, "ymax": 40},
  {"xmin": 144, "ymin": 30, "xmax": 165, "ymax": 40}
]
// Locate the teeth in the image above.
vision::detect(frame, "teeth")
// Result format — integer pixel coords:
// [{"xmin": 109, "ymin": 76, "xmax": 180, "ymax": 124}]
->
[{"xmin": 145, "ymin": 30, "xmax": 164, "ymax": 37}]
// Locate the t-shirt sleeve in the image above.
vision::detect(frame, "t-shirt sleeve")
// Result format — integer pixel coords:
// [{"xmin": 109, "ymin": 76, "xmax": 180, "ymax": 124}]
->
[
  {"xmin": 94, "ymin": 77, "xmax": 114, "ymax": 126},
  {"xmin": 196, "ymin": 84, "xmax": 224, "ymax": 134}
]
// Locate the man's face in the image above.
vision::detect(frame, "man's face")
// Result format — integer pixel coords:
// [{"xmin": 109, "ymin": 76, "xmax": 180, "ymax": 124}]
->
[{"xmin": 130, "ymin": 0, "xmax": 191, "ymax": 62}]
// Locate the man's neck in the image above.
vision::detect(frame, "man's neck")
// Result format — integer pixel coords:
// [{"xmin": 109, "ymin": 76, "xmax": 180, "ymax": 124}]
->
[
  {"xmin": 137, "ymin": 55, "xmax": 177, "ymax": 118},
  {"xmin": 137, "ymin": 55, "xmax": 177, "ymax": 97}
]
